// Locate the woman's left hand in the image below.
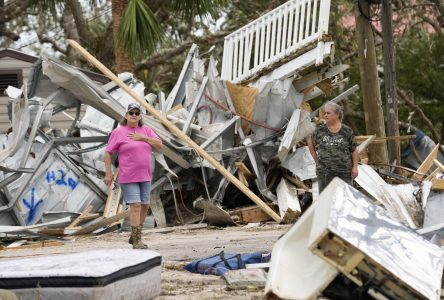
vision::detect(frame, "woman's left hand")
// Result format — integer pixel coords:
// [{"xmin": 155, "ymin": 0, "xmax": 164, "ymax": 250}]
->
[
  {"xmin": 352, "ymin": 165, "xmax": 359, "ymax": 179},
  {"xmin": 128, "ymin": 132, "xmax": 146, "ymax": 141}
]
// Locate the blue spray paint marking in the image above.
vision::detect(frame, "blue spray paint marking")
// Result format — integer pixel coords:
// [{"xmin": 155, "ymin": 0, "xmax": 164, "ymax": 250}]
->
[
  {"xmin": 22, "ymin": 187, "xmax": 44, "ymax": 224},
  {"xmin": 56, "ymin": 170, "xmax": 68, "ymax": 186},
  {"xmin": 46, "ymin": 169, "xmax": 78, "ymax": 190}
]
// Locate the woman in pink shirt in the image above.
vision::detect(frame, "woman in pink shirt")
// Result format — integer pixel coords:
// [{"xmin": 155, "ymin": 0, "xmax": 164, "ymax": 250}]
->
[{"xmin": 104, "ymin": 103, "xmax": 162, "ymax": 249}]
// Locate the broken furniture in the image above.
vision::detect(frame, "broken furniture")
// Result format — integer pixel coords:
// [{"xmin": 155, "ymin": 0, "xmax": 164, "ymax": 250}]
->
[{"xmin": 266, "ymin": 178, "xmax": 444, "ymax": 300}]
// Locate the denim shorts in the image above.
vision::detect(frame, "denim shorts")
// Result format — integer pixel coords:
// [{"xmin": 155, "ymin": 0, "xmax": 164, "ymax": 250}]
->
[{"xmin": 120, "ymin": 181, "xmax": 151, "ymax": 204}]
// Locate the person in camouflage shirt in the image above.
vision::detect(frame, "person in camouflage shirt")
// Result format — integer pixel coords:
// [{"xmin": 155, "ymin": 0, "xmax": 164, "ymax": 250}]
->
[{"xmin": 307, "ymin": 102, "xmax": 359, "ymax": 193}]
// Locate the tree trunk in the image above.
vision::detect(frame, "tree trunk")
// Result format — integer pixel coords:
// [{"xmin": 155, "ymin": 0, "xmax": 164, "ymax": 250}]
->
[
  {"xmin": 112, "ymin": 0, "xmax": 135, "ymax": 73},
  {"xmin": 355, "ymin": 1, "xmax": 388, "ymax": 164}
]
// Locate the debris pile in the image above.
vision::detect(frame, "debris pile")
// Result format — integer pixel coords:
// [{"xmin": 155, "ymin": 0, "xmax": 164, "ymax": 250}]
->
[{"xmin": 0, "ymin": 43, "xmax": 444, "ymax": 252}]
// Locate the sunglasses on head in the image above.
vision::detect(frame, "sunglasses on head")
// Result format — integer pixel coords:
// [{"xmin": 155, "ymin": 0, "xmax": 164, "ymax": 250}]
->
[{"xmin": 128, "ymin": 111, "xmax": 140, "ymax": 116}]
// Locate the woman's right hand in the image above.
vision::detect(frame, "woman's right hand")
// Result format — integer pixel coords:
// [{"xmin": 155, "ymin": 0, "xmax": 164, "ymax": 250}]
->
[{"xmin": 104, "ymin": 173, "xmax": 113, "ymax": 187}]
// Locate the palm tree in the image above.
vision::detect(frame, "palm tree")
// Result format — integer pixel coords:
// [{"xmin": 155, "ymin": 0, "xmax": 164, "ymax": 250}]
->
[{"xmin": 29, "ymin": 0, "xmax": 226, "ymax": 73}]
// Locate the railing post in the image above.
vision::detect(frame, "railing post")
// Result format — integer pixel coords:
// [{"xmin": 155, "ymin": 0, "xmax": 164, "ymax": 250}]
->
[{"xmin": 318, "ymin": 0, "xmax": 331, "ymax": 37}]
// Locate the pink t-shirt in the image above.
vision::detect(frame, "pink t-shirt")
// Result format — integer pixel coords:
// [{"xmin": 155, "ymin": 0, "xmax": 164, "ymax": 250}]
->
[{"xmin": 106, "ymin": 125, "xmax": 159, "ymax": 183}]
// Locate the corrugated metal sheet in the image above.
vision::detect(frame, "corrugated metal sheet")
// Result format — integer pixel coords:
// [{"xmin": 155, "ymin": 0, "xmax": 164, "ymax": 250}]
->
[{"xmin": 0, "ymin": 56, "xmax": 86, "ymax": 132}]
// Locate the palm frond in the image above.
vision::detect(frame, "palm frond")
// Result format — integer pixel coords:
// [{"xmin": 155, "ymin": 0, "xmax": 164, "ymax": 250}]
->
[
  {"xmin": 171, "ymin": 0, "xmax": 227, "ymax": 21},
  {"xmin": 28, "ymin": 0, "xmax": 101, "ymax": 15},
  {"xmin": 117, "ymin": 0, "xmax": 164, "ymax": 60},
  {"xmin": 28, "ymin": 0, "xmax": 65, "ymax": 15}
]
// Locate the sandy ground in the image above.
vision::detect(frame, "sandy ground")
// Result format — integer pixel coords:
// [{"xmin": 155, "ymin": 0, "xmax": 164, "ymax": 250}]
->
[{"xmin": 0, "ymin": 223, "xmax": 292, "ymax": 299}]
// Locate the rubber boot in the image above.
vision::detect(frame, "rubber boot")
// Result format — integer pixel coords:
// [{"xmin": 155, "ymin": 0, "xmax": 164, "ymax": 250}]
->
[
  {"xmin": 128, "ymin": 225, "xmax": 148, "ymax": 247},
  {"xmin": 137, "ymin": 225, "xmax": 148, "ymax": 249},
  {"xmin": 131, "ymin": 226, "xmax": 147, "ymax": 249}
]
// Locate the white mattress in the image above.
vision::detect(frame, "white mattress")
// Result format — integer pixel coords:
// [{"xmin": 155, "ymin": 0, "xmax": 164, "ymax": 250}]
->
[{"xmin": 0, "ymin": 249, "xmax": 162, "ymax": 300}]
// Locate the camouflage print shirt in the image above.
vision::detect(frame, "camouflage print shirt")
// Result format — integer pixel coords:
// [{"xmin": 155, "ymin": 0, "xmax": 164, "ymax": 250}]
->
[{"xmin": 311, "ymin": 124, "xmax": 357, "ymax": 177}]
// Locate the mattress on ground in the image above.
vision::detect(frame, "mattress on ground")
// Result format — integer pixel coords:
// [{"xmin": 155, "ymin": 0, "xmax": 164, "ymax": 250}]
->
[{"xmin": 0, "ymin": 249, "xmax": 162, "ymax": 300}]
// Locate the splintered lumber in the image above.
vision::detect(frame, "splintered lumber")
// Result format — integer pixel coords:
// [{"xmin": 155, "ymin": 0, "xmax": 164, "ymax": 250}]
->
[
  {"xmin": 66, "ymin": 205, "xmax": 94, "ymax": 229},
  {"xmin": 0, "ymin": 240, "xmax": 64, "ymax": 251},
  {"xmin": 412, "ymin": 144, "xmax": 441, "ymax": 181},
  {"xmin": 235, "ymin": 162, "xmax": 253, "ymax": 177},
  {"xmin": 355, "ymin": 135, "xmax": 416, "ymax": 143},
  {"xmin": 103, "ymin": 170, "xmax": 121, "ymax": 218},
  {"xmin": 71, "ymin": 210, "xmax": 130, "ymax": 235},
  {"xmin": 231, "ymin": 205, "xmax": 273, "ymax": 223},
  {"xmin": 432, "ymin": 178, "xmax": 444, "ymax": 191},
  {"xmin": 150, "ymin": 193, "xmax": 166, "ymax": 228},
  {"xmin": 67, "ymin": 39, "xmax": 282, "ymax": 223}
]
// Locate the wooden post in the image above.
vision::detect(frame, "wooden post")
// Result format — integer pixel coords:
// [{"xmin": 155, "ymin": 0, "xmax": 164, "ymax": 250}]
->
[
  {"xmin": 67, "ymin": 39, "xmax": 282, "ymax": 223},
  {"xmin": 381, "ymin": 0, "xmax": 400, "ymax": 165},
  {"xmin": 355, "ymin": 1, "xmax": 388, "ymax": 164}
]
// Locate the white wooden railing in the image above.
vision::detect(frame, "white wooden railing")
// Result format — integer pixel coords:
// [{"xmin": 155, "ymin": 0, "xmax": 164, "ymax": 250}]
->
[{"xmin": 221, "ymin": 0, "xmax": 331, "ymax": 83}]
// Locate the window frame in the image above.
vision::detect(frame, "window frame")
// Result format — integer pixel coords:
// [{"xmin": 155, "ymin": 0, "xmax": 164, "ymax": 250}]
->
[{"xmin": 0, "ymin": 69, "xmax": 23, "ymax": 95}]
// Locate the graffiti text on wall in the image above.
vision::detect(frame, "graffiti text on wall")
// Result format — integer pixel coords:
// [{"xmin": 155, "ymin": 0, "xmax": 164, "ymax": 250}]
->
[
  {"xmin": 46, "ymin": 169, "xmax": 78, "ymax": 190},
  {"xmin": 22, "ymin": 187, "xmax": 43, "ymax": 224}
]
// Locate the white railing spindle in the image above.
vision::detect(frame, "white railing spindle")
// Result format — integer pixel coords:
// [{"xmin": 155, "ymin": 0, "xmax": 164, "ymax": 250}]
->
[{"xmin": 222, "ymin": 0, "xmax": 331, "ymax": 83}]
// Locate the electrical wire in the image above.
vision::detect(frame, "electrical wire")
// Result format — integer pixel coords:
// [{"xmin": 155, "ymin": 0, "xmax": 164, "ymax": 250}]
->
[
  {"xmin": 193, "ymin": 149, "xmax": 212, "ymax": 202},
  {"xmin": 357, "ymin": 0, "xmax": 382, "ymax": 22},
  {"xmin": 166, "ymin": 174, "xmax": 185, "ymax": 225},
  {"xmin": 174, "ymin": 175, "xmax": 202, "ymax": 218}
]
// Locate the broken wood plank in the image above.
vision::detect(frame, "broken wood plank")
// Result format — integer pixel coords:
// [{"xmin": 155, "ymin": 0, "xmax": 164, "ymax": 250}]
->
[
  {"xmin": 67, "ymin": 39, "xmax": 282, "ymax": 223},
  {"xmin": 276, "ymin": 179, "xmax": 302, "ymax": 223},
  {"xmin": 66, "ymin": 205, "xmax": 93, "ymax": 229},
  {"xmin": 238, "ymin": 171, "xmax": 249, "ymax": 187},
  {"xmin": 412, "ymin": 144, "xmax": 441, "ymax": 181},
  {"xmin": 426, "ymin": 168, "xmax": 442, "ymax": 181},
  {"xmin": 230, "ymin": 205, "xmax": 273, "ymax": 223},
  {"xmin": 355, "ymin": 135, "xmax": 416, "ymax": 142},
  {"xmin": 71, "ymin": 210, "xmax": 130, "ymax": 235},
  {"xmin": 0, "ymin": 217, "xmax": 72, "ymax": 234},
  {"xmin": 0, "ymin": 240, "xmax": 65, "ymax": 251},
  {"xmin": 434, "ymin": 159, "xmax": 444, "ymax": 172},
  {"xmin": 6, "ymin": 240, "xmax": 26, "ymax": 248},
  {"xmin": 432, "ymin": 178, "xmax": 444, "ymax": 191},
  {"xmin": 235, "ymin": 162, "xmax": 252, "ymax": 177},
  {"xmin": 103, "ymin": 171, "xmax": 122, "ymax": 218},
  {"xmin": 283, "ymin": 174, "xmax": 310, "ymax": 191},
  {"xmin": 151, "ymin": 193, "xmax": 167, "ymax": 228}
]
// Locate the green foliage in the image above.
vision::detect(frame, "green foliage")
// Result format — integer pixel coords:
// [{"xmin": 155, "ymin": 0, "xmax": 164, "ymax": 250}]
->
[
  {"xmin": 117, "ymin": 0, "xmax": 164, "ymax": 60},
  {"xmin": 28, "ymin": 0, "xmax": 101, "ymax": 15},
  {"xmin": 171, "ymin": 0, "xmax": 227, "ymax": 21},
  {"xmin": 396, "ymin": 29, "xmax": 444, "ymax": 136},
  {"xmin": 396, "ymin": 29, "xmax": 444, "ymax": 102}
]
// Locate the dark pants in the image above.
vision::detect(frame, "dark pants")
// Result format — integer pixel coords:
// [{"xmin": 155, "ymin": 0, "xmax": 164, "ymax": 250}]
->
[{"xmin": 318, "ymin": 172, "xmax": 353, "ymax": 194}]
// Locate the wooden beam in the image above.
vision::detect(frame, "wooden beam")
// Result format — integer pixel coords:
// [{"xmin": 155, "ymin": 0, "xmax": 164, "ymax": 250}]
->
[
  {"xmin": 412, "ymin": 144, "xmax": 441, "ymax": 181},
  {"xmin": 230, "ymin": 205, "xmax": 273, "ymax": 223},
  {"xmin": 356, "ymin": 135, "xmax": 415, "ymax": 143},
  {"xmin": 0, "ymin": 240, "xmax": 64, "ymax": 251},
  {"xmin": 150, "ymin": 193, "xmax": 166, "ymax": 228},
  {"xmin": 235, "ymin": 162, "xmax": 252, "ymax": 177},
  {"xmin": 71, "ymin": 210, "xmax": 130, "ymax": 235},
  {"xmin": 103, "ymin": 170, "xmax": 121, "ymax": 218},
  {"xmin": 432, "ymin": 178, "xmax": 444, "ymax": 191},
  {"xmin": 67, "ymin": 39, "xmax": 282, "ymax": 223},
  {"xmin": 66, "ymin": 205, "xmax": 93, "ymax": 229}
]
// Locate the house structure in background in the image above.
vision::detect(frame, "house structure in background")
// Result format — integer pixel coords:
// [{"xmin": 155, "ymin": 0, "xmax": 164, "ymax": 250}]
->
[{"xmin": 0, "ymin": 48, "xmax": 108, "ymax": 132}]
